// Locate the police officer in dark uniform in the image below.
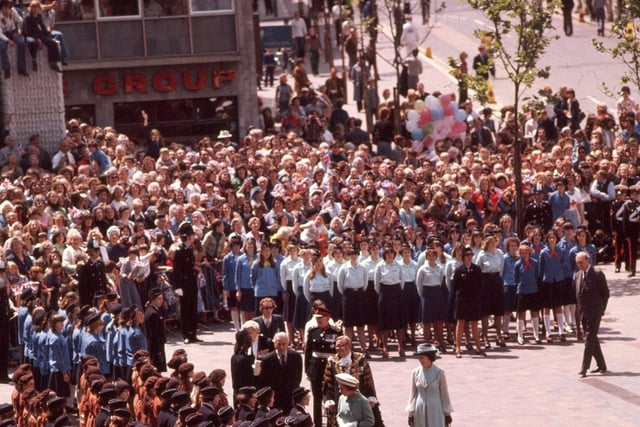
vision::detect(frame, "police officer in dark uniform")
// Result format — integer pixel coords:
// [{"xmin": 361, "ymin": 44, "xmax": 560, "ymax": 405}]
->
[
  {"xmin": 172, "ymin": 222, "xmax": 201, "ymax": 344},
  {"xmin": 144, "ymin": 287, "xmax": 167, "ymax": 372},
  {"xmin": 523, "ymin": 189, "xmax": 553, "ymax": 233},
  {"xmin": 610, "ymin": 184, "xmax": 628, "ymax": 273},
  {"xmin": 157, "ymin": 388, "xmax": 178, "ymax": 427},
  {"xmin": 77, "ymin": 239, "xmax": 109, "ymax": 307},
  {"xmin": 236, "ymin": 386, "xmax": 257, "ymax": 421},
  {"xmin": 624, "ymin": 184, "xmax": 640, "ymax": 277},
  {"xmin": 304, "ymin": 307, "xmax": 342, "ymax": 427},
  {"xmin": 0, "ymin": 260, "xmax": 12, "ymax": 383}
]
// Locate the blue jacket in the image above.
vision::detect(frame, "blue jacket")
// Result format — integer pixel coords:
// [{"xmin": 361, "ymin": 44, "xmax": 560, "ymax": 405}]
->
[
  {"xmin": 502, "ymin": 254, "xmax": 519, "ymax": 287},
  {"xmin": 514, "ymin": 258, "xmax": 539, "ymax": 295},
  {"xmin": 235, "ymin": 254, "xmax": 257, "ymax": 290},
  {"xmin": 127, "ymin": 326, "xmax": 148, "ymax": 367},
  {"xmin": 548, "ymin": 191, "xmax": 570, "ymax": 222},
  {"xmin": 539, "ymin": 245, "xmax": 569, "ymax": 283},
  {"xmin": 251, "ymin": 261, "xmax": 281, "ymax": 298},
  {"xmin": 48, "ymin": 330, "xmax": 72, "ymax": 374},
  {"xmin": 35, "ymin": 330, "xmax": 50, "ymax": 375},
  {"xmin": 84, "ymin": 332, "xmax": 109, "ymax": 375},
  {"xmin": 223, "ymin": 251, "xmax": 241, "ymax": 291}
]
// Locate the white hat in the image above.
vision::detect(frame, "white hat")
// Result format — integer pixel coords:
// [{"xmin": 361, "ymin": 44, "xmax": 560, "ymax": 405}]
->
[
  {"xmin": 217, "ymin": 130, "xmax": 232, "ymax": 139},
  {"xmin": 335, "ymin": 373, "xmax": 358, "ymax": 388}
]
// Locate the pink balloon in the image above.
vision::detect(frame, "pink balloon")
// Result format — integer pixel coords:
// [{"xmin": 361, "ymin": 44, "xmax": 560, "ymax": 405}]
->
[
  {"xmin": 422, "ymin": 136, "xmax": 433, "ymax": 148},
  {"xmin": 444, "ymin": 105, "xmax": 455, "ymax": 117},
  {"xmin": 452, "ymin": 122, "xmax": 467, "ymax": 133},
  {"xmin": 440, "ymin": 94, "xmax": 452, "ymax": 108},
  {"xmin": 417, "ymin": 109, "xmax": 432, "ymax": 127}
]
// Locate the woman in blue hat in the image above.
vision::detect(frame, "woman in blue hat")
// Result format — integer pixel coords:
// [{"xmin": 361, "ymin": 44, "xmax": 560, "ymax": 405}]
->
[{"xmin": 406, "ymin": 344, "xmax": 453, "ymax": 427}]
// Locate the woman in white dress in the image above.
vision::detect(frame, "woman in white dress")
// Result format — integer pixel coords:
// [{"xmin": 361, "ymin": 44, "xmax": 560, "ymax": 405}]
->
[{"xmin": 406, "ymin": 344, "xmax": 453, "ymax": 427}]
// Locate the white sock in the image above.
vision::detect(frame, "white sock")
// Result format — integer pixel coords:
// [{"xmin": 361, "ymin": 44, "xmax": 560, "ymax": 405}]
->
[
  {"xmin": 543, "ymin": 315, "xmax": 552, "ymax": 337},
  {"xmin": 563, "ymin": 305, "xmax": 572, "ymax": 326},
  {"xmin": 532, "ymin": 317, "xmax": 540, "ymax": 339},
  {"xmin": 517, "ymin": 319, "xmax": 524, "ymax": 339},
  {"xmin": 568, "ymin": 304, "xmax": 576, "ymax": 325},
  {"xmin": 556, "ymin": 313, "xmax": 565, "ymax": 335},
  {"xmin": 231, "ymin": 310, "xmax": 240, "ymax": 331}
]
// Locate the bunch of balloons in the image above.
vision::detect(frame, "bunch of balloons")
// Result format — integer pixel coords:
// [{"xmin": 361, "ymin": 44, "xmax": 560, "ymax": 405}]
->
[{"xmin": 405, "ymin": 94, "xmax": 468, "ymax": 152}]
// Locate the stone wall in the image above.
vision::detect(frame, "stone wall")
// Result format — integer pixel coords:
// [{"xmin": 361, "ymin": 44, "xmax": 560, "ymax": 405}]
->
[{"xmin": 0, "ymin": 50, "xmax": 66, "ymax": 155}]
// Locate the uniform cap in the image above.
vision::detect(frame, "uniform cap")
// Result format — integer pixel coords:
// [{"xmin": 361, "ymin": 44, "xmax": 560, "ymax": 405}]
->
[
  {"xmin": 291, "ymin": 387, "xmax": 309, "ymax": 401},
  {"xmin": 148, "ymin": 287, "xmax": 163, "ymax": 300},
  {"xmin": 238, "ymin": 386, "xmax": 256, "ymax": 396},
  {"xmin": 313, "ymin": 307, "xmax": 332, "ymax": 318},
  {"xmin": 415, "ymin": 343, "xmax": 438, "ymax": 356},
  {"xmin": 256, "ymin": 386, "xmax": 272, "ymax": 399},
  {"xmin": 87, "ymin": 238, "xmax": 101, "ymax": 251},
  {"xmin": 216, "ymin": 406, "xmax": 234, "ymax": 418},
  {"xmin": 46, "ymin": 397, "xmax": 66, "ymax": 411},
  {"xmin": 199, "ymin": 386, "xmax": 221, "ymax": 399},
  {"xmin": 178, "ymin": 221, "xmax": 195, "ymax": 236}
]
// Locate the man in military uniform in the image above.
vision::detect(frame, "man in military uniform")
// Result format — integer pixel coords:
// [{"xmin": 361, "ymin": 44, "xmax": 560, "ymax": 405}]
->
[
  {"xmin": 322, "ymin": 336, "xmax": 383, "ymax": 427},
  {"xmin": 523, "ymin": 189, "xmax": 553, "ymax": 233},
  {"xmin": 144, "ymin": 288, "xmax": 167, "ymax": 371},
  {"xmin": 197, "ymin": 386, "xmax": 221, "ymax": 424},
  {"xmin": 77, "ymin": 239, "xmax": 109, "ymax": 307},
  {"xmin": 623, "ymin": 184, "xmax": 640, "ymax": 277},
  {"xmin": 610, "ymin": 184, "xmax": 628, "ymax": 273},
  {"xmin": 304, "ymin": 307, "xmax": 342, "ymax": 427},
  {"xmin": 172, "ymin": 222, "xmax": 200, "ymax": 344}
]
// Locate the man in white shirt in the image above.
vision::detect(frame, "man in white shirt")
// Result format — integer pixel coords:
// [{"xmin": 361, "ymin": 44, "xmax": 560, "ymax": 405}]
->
[
  {"xmin": 51, "ymin": 137, "xmax": 77, "ymax": 172},
  {"xmin": 291, "ymin": 10, "xmax": 307, "ymax": 58}
]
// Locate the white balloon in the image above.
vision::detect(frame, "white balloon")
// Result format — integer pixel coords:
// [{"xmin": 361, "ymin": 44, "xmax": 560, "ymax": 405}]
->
[
  {"xmin": 425, "ymin": 95, "xmax": 440, "ymax": 110},
  {"xmin": 407, "ymin": 110, "xmax": 419, "ymax": 122},
  {"xmin": 406, "ymin": 120, "xmax": 418, "ymax": 132},
  {"xmin": 411, "ymin": 139, "xmax": 424, "ymax": 153}
]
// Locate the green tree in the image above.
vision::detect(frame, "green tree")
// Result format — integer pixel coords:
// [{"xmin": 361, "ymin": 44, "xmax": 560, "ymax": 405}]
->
[
  {"xmin": 466, "ymin": 0, "xmax": 558, "ymax": 232},
  {"xmin": 592, "ymin": 2, "xmax": 640, "ymax": 99}
]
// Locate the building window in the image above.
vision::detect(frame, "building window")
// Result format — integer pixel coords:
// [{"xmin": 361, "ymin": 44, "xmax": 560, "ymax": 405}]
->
[
  {"xmin": 113, "ymin": 96, "xmax": 237, "ymax": 140},
  {"xmin": 65, "ymin": 104, "xmax": 96, "ymax": 126},
  {"xmin": 98, "ymin": 0, "xmax": 141, "ymax": 18},
  {"xmin": 143, "ymin": 0, "xmax": 189, "ymax": 17},
  {"xmin": 190, "ymin": 0, "xmax": 233, "ymax": 13}
]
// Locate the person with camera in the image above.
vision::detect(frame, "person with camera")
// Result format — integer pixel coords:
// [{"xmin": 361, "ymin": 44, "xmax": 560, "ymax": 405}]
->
[{"xmin": 406, "ymin": 344, "xmax": 453, "ymax": 427}]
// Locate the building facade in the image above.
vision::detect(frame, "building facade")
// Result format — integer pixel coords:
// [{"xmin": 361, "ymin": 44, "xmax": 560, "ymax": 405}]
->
[{"xmin": 58, "ymin": 0, "xmax": 258, "ymax": 143}]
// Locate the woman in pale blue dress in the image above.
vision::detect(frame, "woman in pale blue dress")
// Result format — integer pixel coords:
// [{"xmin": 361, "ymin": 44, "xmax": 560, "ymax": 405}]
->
[{"xmin": 406, "ymin": 344, "xmax": 454, "ymax": 427}]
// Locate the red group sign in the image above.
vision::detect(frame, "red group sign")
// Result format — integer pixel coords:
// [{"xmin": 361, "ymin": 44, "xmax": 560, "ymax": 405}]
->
[{"xmin": 91, "ymin": 69, "xmax": 236, "ymax": 95}]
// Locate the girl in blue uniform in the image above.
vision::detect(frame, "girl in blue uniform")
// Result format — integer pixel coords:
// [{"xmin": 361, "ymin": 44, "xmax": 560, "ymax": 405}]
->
[
  {"xmin": 126, "ymin": 306, "xmax": 148, "ymax": 382},
  {"xmin": 251, "ymin": 242, "xmax": 281, "ymax": 315},
  {"xmin": 539, "ymin": 231, "xmax": 569, "ymax": 343},
  {"xmin": 501, "ymin": 237, "xmax": 520, "ymax": 339},
  {"xmin": 236, "ymin": 238, "xmax": 258, "ymax": 323},
  {"xmin": 514, "ymin": 245, "xmax": 541, "ymax": 345},
  {"xmin": 48, "ymin": 314, "xmax": 72, "ymax": 398}
]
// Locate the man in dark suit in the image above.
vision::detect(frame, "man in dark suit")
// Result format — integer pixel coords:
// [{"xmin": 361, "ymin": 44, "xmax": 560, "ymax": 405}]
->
[
  {"xmin": 144, "ymin": 288, "xmax": 167, "ymax": 372},
  {"xmin": 259, "ymin": 332, "xmax": 303, "ymax": 414},
  {"xmin": 172, "ymin": 222, "xmax": 200, "ymax": 344},
  {"xmin": 252, "ymin": 297, "xmax": 285, "ymax": 354},
  {"xmin": 575, "ymin": 251, "xmax": 610, "ymax": 377}
]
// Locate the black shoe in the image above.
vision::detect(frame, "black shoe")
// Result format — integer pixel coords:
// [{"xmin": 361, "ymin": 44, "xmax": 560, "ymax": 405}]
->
[
  {"xmin": 61, "ymin": 60, "xmax": 69, "ymax": 66},
  {"xmin": 18, "ymin": 69, "xmax": 28, "ymax": 76},
  {"xmin": 3, "ymin": 70, "xmax": 9, "ymax": 79},
  {"xmin": 32, "ymin": 61, "xmax": 38, "ymax": 71},
  {"xmin": 629, "ymin": 272, "xmax": 636, "ymax": 277},
  {"xmin": 192, "ymin": 337, "xmax": 204, "ymax": 343},
  {"xmin": 590, "ymin": 367, "xmax": 607, "ymax": 374},
  {"xmin": 50, "ymin": 64, "xmax": 63, "ymax": 73},
  {"xmin": 579, "ymin": 371, "xmax": 587, "ymax": 378}
]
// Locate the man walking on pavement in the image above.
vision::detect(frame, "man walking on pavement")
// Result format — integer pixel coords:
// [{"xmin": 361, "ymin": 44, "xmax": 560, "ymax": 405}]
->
[{"xmin": 575, "ymin": 252, "xmax": 609, "ymax": 378}]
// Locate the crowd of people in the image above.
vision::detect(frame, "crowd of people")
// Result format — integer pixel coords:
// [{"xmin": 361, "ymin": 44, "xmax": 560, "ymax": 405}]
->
[{"xmin": 0, "ymin": 1, "xmax": 634, "ymax": 426}]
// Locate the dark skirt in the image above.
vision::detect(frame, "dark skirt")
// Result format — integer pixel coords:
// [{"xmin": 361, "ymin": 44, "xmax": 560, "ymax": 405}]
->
[
  {"xmin": 402, "ymin": 281, "xmax": 421, "ymax": 324},
  {"xmin": 48, "ymin": 371, "xmax": 71, "ymax": 398},
  {"xmin": 282, "ymin": 280, "xmax": 296, "ymax": 322},
  {"xmin": 561, "ymin": 278, "xmax": 573, "ymax": 306},
  {"xmin": 342, "ymin": 288, "xmax": 368, "ymax": 327},
  {"xmin": 539, "ymin": 281, "xmax": 554, "ymax": 309},
  {"xmin": 330, "ymin": 282, "xmax": 342, "ymax": 320},
  {"xmin": 227, "ymin": 290, "xmax": 238, "ymax": 309},
  {"xmin": 421, "ymin": 285, "xmax": 447, "ymax": 323},
  {"xmin": 238, "ymin": 288, "xmax": 256, "ymax": 312},
  {"xmin": 365, "ymin": 280, "xmax": 378, "ymax": 325},
  {"xmin": 503, "ymin": 286, "xmax": 517, "ymax": 313},
  {"xmin": 453, "ymin": 293, "xmax": 482, "ymax": 322},
  {"xmin": 293, "ymin": 287, "xmax": 309, "ymax": 329},
  {"xmin": 482, "ymin": 272, "xmax": 504, "ymax": 316},
  {"xmin": 516, "ymin": 292, "xmax": 540, "ymax": 313},
  {"xmin": 378, "ymin": 284, "xmax": 406, "ymax": 330}
]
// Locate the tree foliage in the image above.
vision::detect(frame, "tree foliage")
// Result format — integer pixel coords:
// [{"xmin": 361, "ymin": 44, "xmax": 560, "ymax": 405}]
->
[{"xmin": 592, "ymin": 1, "xmax": 640, "ymax": 96}]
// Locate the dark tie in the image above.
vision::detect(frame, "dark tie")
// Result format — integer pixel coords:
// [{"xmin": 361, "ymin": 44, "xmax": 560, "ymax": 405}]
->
[{"xmin": 280, "ymin": 356, "xmax": 286, "ymax": 368}]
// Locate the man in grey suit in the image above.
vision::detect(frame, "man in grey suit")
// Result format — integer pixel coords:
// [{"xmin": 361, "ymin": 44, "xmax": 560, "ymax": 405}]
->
[{"xmin": 575, "ymin": 252, "xmax": 610, "ymax": 377}]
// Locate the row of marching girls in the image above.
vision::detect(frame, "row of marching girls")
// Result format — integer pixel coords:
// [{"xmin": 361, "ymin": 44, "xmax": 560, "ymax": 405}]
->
[{"xmin": 18, "ymin": 289, "xmax": 149, "ymax": 408}]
